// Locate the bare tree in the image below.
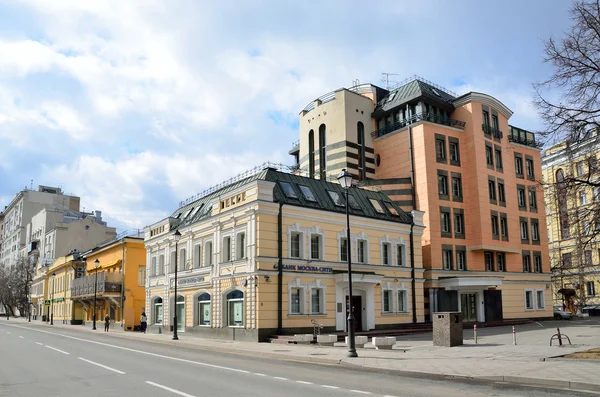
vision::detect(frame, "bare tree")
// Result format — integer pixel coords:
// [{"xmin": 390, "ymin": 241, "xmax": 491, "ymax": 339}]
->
[
  {"xmin": 535, "ymin": 0, "xmax": 600, "ymax": 143},
  {"xmin": 0, "ymin": 258, "xmax": 35, "ymax": 318},
  {"xmin": 537, "ymin": 1, "xmax": 600, "ymax": 313}
]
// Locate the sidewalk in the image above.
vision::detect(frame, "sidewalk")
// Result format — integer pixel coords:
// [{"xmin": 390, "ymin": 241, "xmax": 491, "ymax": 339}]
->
[{"xmin": 3, "ymin": 317, "xmax": 599, "ymax": 393}]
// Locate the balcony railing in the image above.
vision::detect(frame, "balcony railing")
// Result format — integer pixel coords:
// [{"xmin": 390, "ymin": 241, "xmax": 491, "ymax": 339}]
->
[
  {"xmin": 71, "ymin": 272, "xmax": 122, "ymax": 298},
  {"xmin": 288, "ymin": 140, "xmax": 299, "ymax": 155},
  {"xmin": 482, "ymin": 123, "xmax": 503, "ymax": 139},
  {"xmin": 508, "ymin": 126, "xmax": 541, "ymax": 148},
  {"xmin": 371, "ymin": 111, "xmax": 466, "ymax": 138}
]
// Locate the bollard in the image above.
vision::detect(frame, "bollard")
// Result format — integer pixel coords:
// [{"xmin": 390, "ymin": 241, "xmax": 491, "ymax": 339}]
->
[
  {"xmin": 474, "ymin": 324, "xmax": 477, "ymax": 344},
  {"xmin": 557, "ymin": 327, "xmax": 562, "ymax": 346},
  {"xmin": 512, "ymin": 326, "xmax": 517, "ymax": 345}
]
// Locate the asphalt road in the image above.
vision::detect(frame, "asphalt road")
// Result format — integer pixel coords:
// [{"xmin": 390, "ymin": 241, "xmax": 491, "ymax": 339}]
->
[{"xmin": 0, "ymin": 322, "xmax": 596, "ymax": 397}]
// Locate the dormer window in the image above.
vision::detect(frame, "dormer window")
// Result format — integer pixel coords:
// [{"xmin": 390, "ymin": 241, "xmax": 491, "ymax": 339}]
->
[{"xmin": 280, "ymin": 182, "xmax": 298, "ymax": 199}]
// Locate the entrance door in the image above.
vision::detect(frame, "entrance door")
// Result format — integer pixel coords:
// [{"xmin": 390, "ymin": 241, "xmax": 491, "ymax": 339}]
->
[
  {"xmin": 483, "ymin": 290, "xmax": 503, "ymax": 322},
  {"xmin": 346, "ymin": 296, "xmax": 363, "ymax": 332},
  {"xmin": 460, "ymin": 293, "xmax": 478, "ymax": 322}
]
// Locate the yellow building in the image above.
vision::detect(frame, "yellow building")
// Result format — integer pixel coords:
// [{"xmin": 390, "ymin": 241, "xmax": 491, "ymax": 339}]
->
[
  {"xmin": 542, "ymin": 133, "xmax": 600, "ymax": 315},
  {"xmin": 145, "ymin": 165, "xmax": 425, "ymax": 342},
  {"xmin": 44, "ymin": 255, "xmax": 77, "ymax": 324},
  {"xmin": 70, "ymin": 233, "xmax": 147, "ymax": 330}
]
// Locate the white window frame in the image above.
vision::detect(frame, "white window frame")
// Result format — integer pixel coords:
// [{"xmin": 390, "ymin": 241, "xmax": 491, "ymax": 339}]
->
[
  {"xmin": 586, "ymin": 281, "xmax": 596, "ymax": 297},
  {"xmin": 382, "ymin": 289, "xmax": 393, "ymax": 313},
  {"xmin": 179, "ymin": 248, "xmax": 187, "ymax": 271},
  {"xmin": 236, "ymin": 232, "xmax": 246, "ymax": 260},
  {"xmin": 580, "ymin": 190, "xmax": 587, "ymax": 205},
  {"xmin": 138, "ymin": 265, "xmax": 146, "ymax": 286},
  {"xmin": 310, "ymin": 233, "xmax": 323, "ymax": 260},
  {"xmin": 520, "ymin": 222, "xmax": 528, "ymax": 240},
  {"xmin": 396, "ymin": 243, "xmax": 406, "ymax": 267},
  {"xmin": 442, "ymin": 249, "xmax": 452, "ymax": 270},
  {"xmin": 309, "ymin": 287, "xmax": 325, "ymax": 315},
  {"xmin": 524, "ymin": 289, "xmax": 534, "ymax": 311},
  {"xmin": 194, "ymin": 243, "xmax": 202, "ymax": 268},
  {"xmin": 204, "ymin": 240, "xmax": 213, "ymax": 266},
  {"xmin": 381, "ymin": 242, "xmax": 392, "ymax": 266},
  {"xmin": 196, "ymin": 292, "xmax": 211, "ymax": 326},
  {"xmin": 397, "ymin": 290, "xmax": 408, "ymax": 313},
  {"xmin": 159, "ymin": 254, "xmax": 165, "ymax": 275},
  {"xmin": 288, "ymin": 279, "xmax": 306, "ymax": 315},
  {"xmin": 535, "ymin": 289, "xmax": 545, "ymax": 310},
  {"xmin": 222, "ymin": 236, "xmax": 232, "ymax": 262},
  {"xmin": 456, "ymin": 250, "xmax": 466, "ymax": 270},
  {"xmin": 290, "ymin": 232, "xmax": 303, "ymax": 259},
  {"xmin": 151, "ymin": 256, "xmax": 157, "ymax": 277},
  {"xmin": 531, "ymin": 222, "xmax": 539, "ymax": 241},
  {"xmin": 357, "ymin": 239, "xmax": 368, "ymax": 264},
  {"xmin": 289, "ymin": 287, "xmax": 304, "ymax": 314}
]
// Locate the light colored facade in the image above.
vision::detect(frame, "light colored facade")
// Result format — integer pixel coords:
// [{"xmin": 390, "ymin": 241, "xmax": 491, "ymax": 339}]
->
[
  {"xmin": 293, "ymin": 76, "xmax": 553, "ymax": 322},
  {"xmin": 1, "ymin": 185, "xmax": 80, "ymax": 268},
  {"xmin": 70, "ymin": 234, "xmax": 146, "ymax": 330},
  {"xmin": 144, "ymin": 167, "xmax": 424, "ymax": 342},
  {"xmin": 43, "ymin": 255, "xmax": 76, "ymax": 324},
  {"xmin": 542, "ymin": 134, "xmax": 600, "ymax": 313}
]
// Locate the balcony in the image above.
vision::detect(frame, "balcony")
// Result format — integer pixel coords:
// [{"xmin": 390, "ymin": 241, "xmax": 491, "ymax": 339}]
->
[
  {"xmin": 508, "ymin": 126, "xmax": 541, "ymax": 148},
  {"xmin": 288, "ymin": 140, "xmax": 299, "ymax": 155},
  {"xmin": 482, "ymin": 124, "xmax": 503, "ymax": 139},
  {"xmin": 372, "ymin": 111, "xmax": 466, "ymax": 138},
  {"xmin": 71, "ymin": 272, "xmax": 122, "ymax": 298}
]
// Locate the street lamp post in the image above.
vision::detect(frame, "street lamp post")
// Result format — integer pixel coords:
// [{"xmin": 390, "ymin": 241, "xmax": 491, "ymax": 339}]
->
[
  {"xmin": 172, "ymin": 230, "xmax": 181, "ymax": 341},
  {"xmin": 337, "ymin": 169, "xmax": 358, "ymax": 358},
  {"xmin": 50, "ymin": 272, "xmax": 56, "ymax": 325},
  {"xmin": 92, "ymin": 259, "xmax": 100, "ymax": 330}
]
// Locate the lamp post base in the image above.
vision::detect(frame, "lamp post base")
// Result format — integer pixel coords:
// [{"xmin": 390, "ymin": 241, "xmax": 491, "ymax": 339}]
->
[
  {"xmin": 172, "ymin": 335, "xmax": 179, "ymax": 340},
  {"xmin": 347, "ymin": 349, "xmax": 358, "ymax": 358}
]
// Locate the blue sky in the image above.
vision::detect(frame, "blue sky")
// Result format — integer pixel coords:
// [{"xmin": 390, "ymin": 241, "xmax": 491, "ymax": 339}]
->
[{"xmin": 0, "ymin": 0, "xmax": 573, "ymax": 231}]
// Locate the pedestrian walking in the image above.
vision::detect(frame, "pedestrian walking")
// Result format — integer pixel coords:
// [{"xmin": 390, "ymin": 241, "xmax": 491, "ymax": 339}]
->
[
  {"xmin": 140, "ymin": 311, "xmax": 147, "ymax": 334},
  {"xmin": 104, "ymin": 314, "xmax": 110, "ymax": 332}
]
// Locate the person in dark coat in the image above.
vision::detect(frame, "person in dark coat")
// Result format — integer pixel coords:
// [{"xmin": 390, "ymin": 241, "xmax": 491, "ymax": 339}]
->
[
  {"xmin": 104, "ymin": 314, "xmax": 110, "ymax": 332},
  {"xmin": 140, "ymin": 311, "xmax": 147, "ymax": 333}
]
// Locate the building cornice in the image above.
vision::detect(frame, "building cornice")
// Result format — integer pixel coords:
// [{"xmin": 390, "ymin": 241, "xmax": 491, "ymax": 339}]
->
[{"xmin": 453, "ymin": 92, "xmax": 513, "ymax": 119}]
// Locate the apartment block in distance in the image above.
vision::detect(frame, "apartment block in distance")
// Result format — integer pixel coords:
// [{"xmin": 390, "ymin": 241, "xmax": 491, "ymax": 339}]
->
[{"xmin": 291, "ymin": 75, "xmax": 552, "ymax": 322}]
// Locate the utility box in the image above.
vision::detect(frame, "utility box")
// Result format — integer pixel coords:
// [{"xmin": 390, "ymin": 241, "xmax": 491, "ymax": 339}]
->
[{"xmin": 433, "ymin": 312, "xmax": 463, "ymax": 347}]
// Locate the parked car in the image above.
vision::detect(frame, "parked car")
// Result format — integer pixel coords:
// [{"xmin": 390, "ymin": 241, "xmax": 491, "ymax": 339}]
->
[{"xmin": 554, "ymin": 309, "xmax": 573, "ymax": 320}]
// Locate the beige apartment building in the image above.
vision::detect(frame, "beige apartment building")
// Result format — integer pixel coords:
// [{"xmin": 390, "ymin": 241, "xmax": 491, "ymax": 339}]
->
[
  {"xmin": 145, "ymin": 166, "xmax": 425, "ymax": 341},
  {"xmin": 291, "ymin": 76, "xmax": 552, "ymax": 322}
]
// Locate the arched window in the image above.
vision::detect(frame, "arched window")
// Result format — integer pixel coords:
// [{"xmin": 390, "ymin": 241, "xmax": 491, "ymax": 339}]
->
[
  {"xmin": 197, "ymin": 293, "xmax": 211, "ymax": 326},
  {"xmin": 357, "ymin": 122, "xmax": 366, "ymax": 181},
  {"xmin": 227, "ymin": 290, "xmax": 244, "ymax": 327},
  {"xmin": 308, "ymin": 129, "xmax": 315, "ymax": 178},
  {"xmin": 556, "ymin": 169, "xmax": 570, "ymax": 238},
  {"xmin": 319, "ymin": 124, "xmax": 326, "ymax": 180},
  {"xmin": 153, "ymin": 297, "xmax": 163, "ymax": 324}
]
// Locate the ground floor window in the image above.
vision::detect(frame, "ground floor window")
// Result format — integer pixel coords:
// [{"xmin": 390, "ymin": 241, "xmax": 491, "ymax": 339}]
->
[
  {"xmin": 154, "ymin": 298, "xmax": 163, "ymax": 324},
  {"xmin": 310, "ymin": 288, "xmax": 324, "ymax": 314},
  {"xmin": 524, "ymin": 290, "xmax": 534, "ymax": 310},
  {"xmin": 197, "ymin": 293, "xmax": 211, "ymax": 325},
  {"xmin": 382, "ymin": 290, "xmax": 392, "ymax": 313},
  {"xmin": 227, "ymin": 290, "xmax": 244, "ymax": 327},
  {"xmin": 536, "ymin": 290, "xmax": 545, "ymax": 310},
  {"xmin": 397, "ymin": 290, "xmax": 408, "ymax": 312},
  {"xmin": 290, "ymin": 288, "xmax": 303, "ymax": 314}
]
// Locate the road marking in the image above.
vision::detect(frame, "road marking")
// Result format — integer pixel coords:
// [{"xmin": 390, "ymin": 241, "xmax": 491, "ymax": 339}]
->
[
  {"xmin": 19, "ymin": 336, "xmax": 24, "ymax": 339},
  {"xmin": 350, "ymin": 391, "xmax": 372, "ymax": 395},
  {"xmin": 78, "ymin": 357, "xmax": 126, "ymax": 375},
  {"xmin": 45, "ymin": 345, "xmax": 70, "ymax": 355},
  {"xmin": 321, "ymin": 385, "xmax": 340, "ymax": 389},
  {"xmin": 5, "ymin": 324, "xmax": 258, "ymax": 375},
  {"xmin": 296, "ymin": 381, "xmax": 313, "ymax": 385},
  {"xmin": 273, "ymin": 377, "xmax": 288, "ymax": 381},
  {"xmin": 383, "ymin": 395, "xmax": 398, "ymax": 397},
  {"xmin": 36, "ymin": 342, "xmax": 44, "ymax": 346},
  {"xmin": 254, "ymin": 373, "xmax": 267, "ymax": 376},
  {"xmin": 145, "ymin": 381, "xmax": 195, "ymax": 397}
]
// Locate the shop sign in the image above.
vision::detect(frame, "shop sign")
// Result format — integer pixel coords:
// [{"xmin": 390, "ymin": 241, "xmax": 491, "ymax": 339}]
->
[
  {"xmin": 273, "ymin": 264, "xmax": 334, "ymax": 273},
  {"xmin": 170, "ymin": 275, "xmax": 209, "ymax": 288}
]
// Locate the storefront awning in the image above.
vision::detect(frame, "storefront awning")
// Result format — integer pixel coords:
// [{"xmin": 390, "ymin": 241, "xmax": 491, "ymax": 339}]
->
[{"xmin": 439, "ymin": 276, "xmax": 503, "ymax": 290}]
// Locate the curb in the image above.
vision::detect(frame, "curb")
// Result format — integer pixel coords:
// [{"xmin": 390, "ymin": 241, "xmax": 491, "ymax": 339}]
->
[{"xmin": 6, "ymin": 321, "xmax": 600, "ymax": 393}]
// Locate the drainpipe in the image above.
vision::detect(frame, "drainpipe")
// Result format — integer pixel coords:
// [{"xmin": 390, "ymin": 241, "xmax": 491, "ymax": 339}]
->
[
  {"xmin": 277, "ymin": 202, "xmax": 283, "ymax": 335},
  {"xmin": 407, "ymin": 104, "xmax": 418, "ymax": 324},
  {"xmin": 121, "ymin": 238, "xmax": 125, "ymax": 328}
]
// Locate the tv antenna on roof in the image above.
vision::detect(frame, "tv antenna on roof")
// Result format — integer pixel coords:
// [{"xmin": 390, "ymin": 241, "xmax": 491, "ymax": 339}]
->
[{"xmin": 382, "ymin": 72, "xmax": 399, "ymax": 90}]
